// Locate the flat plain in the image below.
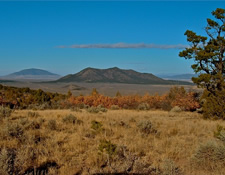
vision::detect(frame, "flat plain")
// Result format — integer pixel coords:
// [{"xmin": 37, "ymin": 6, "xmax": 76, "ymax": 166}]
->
[{"xmin": 0, "ymin": 81, "xmax": 200, "ymax": 96}]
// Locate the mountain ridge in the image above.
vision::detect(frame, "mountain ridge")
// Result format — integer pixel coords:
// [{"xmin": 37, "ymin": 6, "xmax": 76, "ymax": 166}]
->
[{"xmin": 57, "ymin": 67, "xmax": 192, "ymax": 85}]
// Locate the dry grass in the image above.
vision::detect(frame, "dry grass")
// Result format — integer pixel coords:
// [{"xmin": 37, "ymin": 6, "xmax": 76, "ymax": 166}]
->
[{"xmin": 0, "ymin": 109, "xmax": 224, "ymax": 174}]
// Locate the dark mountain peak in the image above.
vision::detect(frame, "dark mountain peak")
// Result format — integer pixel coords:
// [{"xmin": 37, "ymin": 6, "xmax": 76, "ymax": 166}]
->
[
  {"xmin": 109, "ymin": 67, "xmax": 120, "ymax": 70},
  {"xmin": 57, "ymin": 67, "xmax": 192, "ymax": 85}
]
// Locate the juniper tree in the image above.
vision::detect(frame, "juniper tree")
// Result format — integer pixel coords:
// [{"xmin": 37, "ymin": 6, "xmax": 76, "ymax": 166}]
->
[{"xmin": 179, "ymin": 8, "xmax": 225, "ymax": 119}]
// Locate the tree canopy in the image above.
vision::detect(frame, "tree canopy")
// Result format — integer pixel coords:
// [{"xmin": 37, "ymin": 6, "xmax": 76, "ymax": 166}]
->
[
  {"xmin": 179, "ymin": 8, "xmax": 225, "ymax": 92},
  {"xmin": 179, "ymin": 8, "xmax": 225, "ymax": 119}
]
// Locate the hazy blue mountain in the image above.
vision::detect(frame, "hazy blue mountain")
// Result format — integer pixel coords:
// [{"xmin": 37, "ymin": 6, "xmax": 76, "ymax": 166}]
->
[
  {"xmin": 158, "ymin": 74, "xmax": 197, "ymax": 81},
  {"xmin": 0, "ymin": 68, "xmax": 61, "ymax": 81},
  {"xmin": 57, "ymin": 67, "xmax": 192, "ymax": 85}
]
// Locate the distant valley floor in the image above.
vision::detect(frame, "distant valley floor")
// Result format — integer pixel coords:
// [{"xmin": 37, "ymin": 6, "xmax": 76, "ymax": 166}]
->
[{"xmin": 0, "ymin": 81, "xmax": 201, "ymax": 96}]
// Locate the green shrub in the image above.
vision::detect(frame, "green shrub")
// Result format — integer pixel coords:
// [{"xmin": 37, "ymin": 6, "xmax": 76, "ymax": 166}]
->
[
  {"xmin": 202, "ymin": 89, "xmax": 225, "ymax": 119},
  {"xmin": 0, "ymin": 106, "xmax": 12, "ymax": 119},
  {"xmin": 62, "ymin": 114, "xmax": 77, "ymax": 124},
  {"xmin": 91, "ymin": 120, "xmax": 103, "ymax": 131},
  {"xmin": 137, "ymin": 120, "xmax": 157, "ymax": 134},
  {"xmin": 214, "ymin": 125, "xmax": 225, "ymax": 142},
  {"xmin": 137, "ymin": 103, "xmax": 150, "ymax": 110},
  {"xmin": 98, "ymin": 139, "xmax": 117, "ymax": 157}
]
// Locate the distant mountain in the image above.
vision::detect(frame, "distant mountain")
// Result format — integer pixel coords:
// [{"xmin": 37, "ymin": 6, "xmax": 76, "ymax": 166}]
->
[
  {"xmin": 0, "ymin": 68, "xmax": 61, "ymax": 81},
  {"xmin": 159, "ymin": 74, "xmax": 198, "ymax": 81},
  {"xmin": 57, "ymin": 67, "xmax": 192, "ymax": 85}
]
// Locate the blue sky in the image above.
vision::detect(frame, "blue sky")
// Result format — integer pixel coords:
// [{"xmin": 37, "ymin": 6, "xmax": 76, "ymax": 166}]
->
[{"xmin": 0, "ymin": 1, "xmax": 224, "ymax": 76}]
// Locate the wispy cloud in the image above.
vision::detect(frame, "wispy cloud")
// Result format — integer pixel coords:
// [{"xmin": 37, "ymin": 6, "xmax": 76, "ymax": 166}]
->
[{"xmin": 57, "ymin": 43, "xmax": 188, "ymax": 49}]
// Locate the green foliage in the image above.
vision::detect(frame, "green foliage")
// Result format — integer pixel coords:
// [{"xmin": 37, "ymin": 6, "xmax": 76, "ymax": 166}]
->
[
  {"xmin": 91, "ymin": 120, "xmax": 103, "ymax": 131},
  {"xmin": 0, "ymin": 85, "xmax": 67, "ymax": 109},
  {"xmin": 179, "ymin": 8, "xmax": 225, "ymax": 119},
  {"xmin": 168, "ymin": 86, "xmax": 186, "ymax": 100},
  {"xmin": 98, "ymin": 139, "xmax": 117, "ymax": 157},
  {"xmin": 137, "ymin": 120, "xmax": 157, "ymax": 134},
  {"xmin": 62, "ymin": 114, "xmax": 77, "ymax": 124},
  {"xmin": 0, "ymin": 106, "xmax": 12, "ymax": 119},
  {"xmin": 214, "ymin": 125, "xmax": 225, "ymax": 142},
  {"xmin": 202, "ymin": 89, "xmax": 225, "ymax": 119}
]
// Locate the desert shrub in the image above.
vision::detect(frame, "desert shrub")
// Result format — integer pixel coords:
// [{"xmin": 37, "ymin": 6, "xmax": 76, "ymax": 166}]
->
[
  {"xmin": 27, "ymin": 111, "xmax": 40, "ymax": 118},
  {"xmin": 191, "ymin": 140, "xmax": 225, "ymax": 170},
  {"xmin": 14, "ymin": 145, "xmax": 40, "ymax": 173},
  {"xmin": 137, "ymin": 120, "xmax": 157, "ymax": 134},
  {"xmin": 0, "ymin": 148, "xmax": 16, "ymax": 175},
  {"xmin": 129, "ymin": 117, "xmax": 136, "ymax": 123},
  {"xmin": 170, "ymin": 106, "xmax": 182, "ymax": 113},
  {"xmin": 162, "ymin": 159, "xmax": 183, "ymax": 175},
  {"xmin": 91, "ymin": 120, "xmax": 103, "ymax": 131},
  {"xmin": 87, "ymin": 106, "xmax": 99, "ymax": 113},
  {"xmin": 19, "ymin": 118, "xmax": 29, "ymax": 126},
  {"xmin": 0, "ymin": 106, "xmax": 12, "ymax": 119},
  {"xmin": 62, "ymin": 114, "xmax": 77, "ymax": 124},
  {"xmin": 214, "ymin": 125, "xmax": 225, "ymax": 142},
  {"xmin": 87, "ymin": 105, "xmax": 107, "ymax": 113},
  {"xmin": 6, "ymin": 123, "xmax": 24, "ymax": 139},
  {"xmin": 202, "ymin": 89, "xmax": 225, "ymax": 119},
  {"xmin": 47, "ymin": 120, "xmax": 57, "ymax": 130},
  {"xmin": 98, "ymin": 139, "xmax": 117, "ymax": 157},
  {"xmin": 26, "ymin": 120, "xmax": 41, "ymax": 130},
  {"xmin": 110, "ymin": 105, "xmax": 120, "ymax": 110},
  {"xmin": 137, "ymin": 103, "xmax": 150, "ymax": 110},
  {"xmin": 70, "ymin": 107, "xmax": 82, "ymax": 112}
]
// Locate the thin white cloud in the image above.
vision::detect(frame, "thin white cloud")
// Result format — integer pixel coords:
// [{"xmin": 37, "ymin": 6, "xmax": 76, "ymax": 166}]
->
[{"xmin": 57, "ymin": 43, "xmax": 188, "ymax": 49}]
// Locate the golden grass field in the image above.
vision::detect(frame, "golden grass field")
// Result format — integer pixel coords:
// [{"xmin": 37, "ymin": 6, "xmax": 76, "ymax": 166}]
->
[{"xmin": 1, "ymin": 109, "xmax": 225, "ymax": 175}]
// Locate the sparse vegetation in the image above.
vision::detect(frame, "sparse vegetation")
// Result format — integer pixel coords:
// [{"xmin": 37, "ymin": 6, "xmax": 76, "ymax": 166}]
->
[
  {"xmin": 191, "ymin": 140, "xmax": 225, "ymax": 171},
  {"xmin": 0, "ymin": 106, "xmax": 12, "ymax": 119},
  {"xmin": 0, "ymin": 109, "xmax": 224, "ymax": 174},
  {"xmin": 62, "ymin": 114, "xmax": 77, "ymax": 124},
  {"xmin": 137, "ymin": 120, "xmax": 157, "ymax": 134}
]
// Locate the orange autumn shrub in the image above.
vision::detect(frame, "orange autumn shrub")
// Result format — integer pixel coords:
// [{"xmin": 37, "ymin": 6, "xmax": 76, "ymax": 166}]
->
[{"xmin": 68, "ymin": 87, "xmax": 200, "ymax": 111}]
